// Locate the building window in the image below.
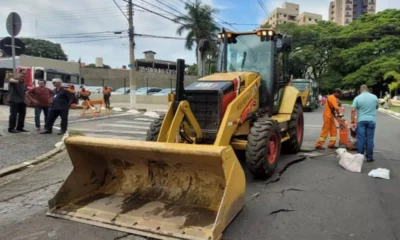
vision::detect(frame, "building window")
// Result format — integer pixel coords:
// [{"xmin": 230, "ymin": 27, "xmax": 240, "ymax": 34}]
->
[
  {"xmin": 284, "ymin": 14, "xmax": 287, "ymax": 17},
  {"xmin": 309, "ymin": 18, "xmax": 312, "ymax": 21}
]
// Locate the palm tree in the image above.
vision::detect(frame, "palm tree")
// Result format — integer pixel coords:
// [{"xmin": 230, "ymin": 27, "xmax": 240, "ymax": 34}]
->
[{"xmin": 174, "ymin": 0, "xmax": 219, "ymax": 76}]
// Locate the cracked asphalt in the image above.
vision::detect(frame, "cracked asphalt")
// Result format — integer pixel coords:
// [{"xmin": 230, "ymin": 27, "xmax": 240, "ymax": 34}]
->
[{"xmin": 0, "ymin": 106, "xmax": 399, "ymax": 240}]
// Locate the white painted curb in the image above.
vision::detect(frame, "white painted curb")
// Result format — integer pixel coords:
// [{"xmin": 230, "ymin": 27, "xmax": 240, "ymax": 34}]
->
[
  {"xmin": 127, "ymin": 109, "xmax": 140, "ymax": 114},
  {"xmin": 143, "ymin": 111, "xmax": 160, "ymax": 118},
  {"xmin": 112, "ymin": 107, "xmax": 123, "ymax": 112}
]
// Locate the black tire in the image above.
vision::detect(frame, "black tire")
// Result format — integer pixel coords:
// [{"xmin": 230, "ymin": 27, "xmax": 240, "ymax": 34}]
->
[
  {"xmin": 2, "ymin": 92, "xmax": 9, "ymax": 106},
  {"xmin": 146, "ymin": 116, "xmax": 164, "ymax": 141},
  {"xmin": 282, "ymin": 102, "xmax": 304, "ymax": 154},
  {"xmin": 245, "ymin": 119, "xmax": 281, "ymax": 179}
]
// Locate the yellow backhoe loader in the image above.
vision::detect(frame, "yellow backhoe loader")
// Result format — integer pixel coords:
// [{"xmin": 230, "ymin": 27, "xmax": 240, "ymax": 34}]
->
[{"xmin": 46, "ymin": 28, "xmax": 309, "ymax": 240}]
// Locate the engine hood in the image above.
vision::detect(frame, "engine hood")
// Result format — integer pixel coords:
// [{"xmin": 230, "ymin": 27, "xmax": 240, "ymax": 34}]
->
[{"xmin": 198, "ymin": 72, "xmax": 260, "ymax": 81}]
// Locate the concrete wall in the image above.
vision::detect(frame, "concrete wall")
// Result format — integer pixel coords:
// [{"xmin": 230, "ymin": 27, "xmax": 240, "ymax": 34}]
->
[{"xmin": 81, "ymin": 68, "xmax": 199, "ymax": 89}]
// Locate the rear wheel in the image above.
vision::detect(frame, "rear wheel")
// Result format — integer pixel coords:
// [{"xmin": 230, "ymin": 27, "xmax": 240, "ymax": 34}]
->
[
  {"xmin": 246, "ymin": 119, "xmax": 281, "ymax": 178},
  {"xmin": 2, "ymin": 92, "xmax": 9, "ymax": 106},
  {"xmin": 282, "ymin": 102, "xmax": 304, "ymax": 154},
  {"xmin": 146, "ymin": 116, "xmax": 164, "ymax": 141}
]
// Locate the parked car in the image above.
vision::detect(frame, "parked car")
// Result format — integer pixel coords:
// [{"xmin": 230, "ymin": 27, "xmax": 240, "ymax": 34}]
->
[
  {"xmin": 84, "ymin": 86, "xmax": 103, "ymax": 94},
  {"xmin": 112, "ymin": 87, "xmax": 130, "ymax": 95},
  {"xmin": 136, "ymin": 87, "xmax": 162, "ymax": 95},
  {"xmin": 153, "ymin": 88, "xmax": 175, "ymax": 96}
]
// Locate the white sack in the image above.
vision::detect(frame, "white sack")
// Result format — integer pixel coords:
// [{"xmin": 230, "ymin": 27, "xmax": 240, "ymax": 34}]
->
[
  {"xmin": 336, "ymin": 148, "xmax": 364, "ymax": 173},
  {"xmin": 368, "ymin": 168, "xmax": 390, "ymax": 180}
]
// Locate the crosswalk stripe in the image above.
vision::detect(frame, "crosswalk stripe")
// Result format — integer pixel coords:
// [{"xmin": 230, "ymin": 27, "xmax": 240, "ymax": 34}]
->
[
  {"xmin": 115, "ymin": 120, "xmax": 151, "ymax": 125},
  {"xmin": 83, "ymin": 133, "xmax": 144, "ymax": 140},
  {"xmin": 134, "ymin": 117, "xmax": 156, "ymax": 121},
  {"xmin": 68, "ymin": 128, "xmax": 147, "ymax": 135},
  {"xmin": 97, "ymin": 123, "xmax": 150, "ymax": 130}
]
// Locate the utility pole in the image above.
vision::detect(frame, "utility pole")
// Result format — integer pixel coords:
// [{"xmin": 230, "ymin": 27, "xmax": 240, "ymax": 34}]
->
[{"xmin": 128, "ymin": 0, "xmax": 136, "ymax": 108}]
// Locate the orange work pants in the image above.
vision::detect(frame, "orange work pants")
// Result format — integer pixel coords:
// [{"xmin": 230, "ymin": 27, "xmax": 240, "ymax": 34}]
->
[{"xmin": 315, "ymin": 116, "xmax": 337, "ymax": 147}]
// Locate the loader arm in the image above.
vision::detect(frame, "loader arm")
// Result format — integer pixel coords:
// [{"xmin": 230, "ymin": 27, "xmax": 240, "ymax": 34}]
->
[
  {"xmin": 300, "ymin": 87, "xmax": 310, "ymax": 107},
  {"xmin": 214, "ymin": 77, "xmax": 261, "ymax": 146},
  {"xmin": 157, "ymin": 100, "xmax": 203, "ymax": 143}
]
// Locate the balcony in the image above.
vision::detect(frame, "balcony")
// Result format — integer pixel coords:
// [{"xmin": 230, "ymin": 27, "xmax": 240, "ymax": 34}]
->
[
  {"xmin": 345, "ymin": 14, "xmax": 352, "ymax": 17},
  {"xmin": 346, "ymin": 7, "xmax": 352, "ymax": 10},
  {"xmin": 346, "ymin": 0, "xmax": 352, "ymax": 3}
]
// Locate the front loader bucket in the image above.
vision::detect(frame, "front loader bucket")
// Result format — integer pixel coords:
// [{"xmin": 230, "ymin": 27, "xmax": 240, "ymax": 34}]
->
[{"xmin": 47, "ymin": 136, "xmax": 245, "ymax": 240}]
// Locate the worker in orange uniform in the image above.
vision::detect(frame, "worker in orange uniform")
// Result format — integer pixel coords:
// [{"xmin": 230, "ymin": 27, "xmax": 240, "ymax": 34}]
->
[
  {"xmin": 67, "ymin": 85, "xmax": 78, "ymax": 108},
  {"xmin": 315, "ymin": 88, "xmax": 342, "ymax": 150},
  {"xmin": 103, "ymin": 86, "xmax": 111, "ymax": 109},
  {"xmin": 79, "ymin": 87, "xmax": 92, "ymax": 108}
]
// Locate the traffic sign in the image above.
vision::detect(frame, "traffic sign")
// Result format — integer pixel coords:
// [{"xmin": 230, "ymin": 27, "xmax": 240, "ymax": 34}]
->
[
  {"xmin": 128, "ymin": 63, "xmax": 135, "ymax": 68},
  {"xmin": 0, "ymin": 37, "xmax": 25, "ymax": 56},
  {"xmin": 6, "ymin": 12, "xmax": 22, "ymax": 37}
]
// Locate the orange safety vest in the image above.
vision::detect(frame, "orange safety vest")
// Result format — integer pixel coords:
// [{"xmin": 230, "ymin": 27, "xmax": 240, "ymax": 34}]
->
[
  {"xmin": 80, "ymin": 90, "xmax": 90, "ymax": 96},
  {"xmin": 323, "ymin": 94, "xmax": 339, "ymax": 118},
  {"xmin": 103, "ymin": 88, "xmax": 111, "ymax": 94},
  {"xmin": 67, "ymin": 87, "xmax": 75, "ymax": 93}
]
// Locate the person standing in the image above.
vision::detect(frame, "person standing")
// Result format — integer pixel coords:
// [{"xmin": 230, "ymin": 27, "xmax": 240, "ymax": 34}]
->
[
  {"xmin": 41, "ymin": 78, "xmax": 72, "ymax": 135},
  {"xmin": 103, "ymin": 86, "xmax": 111, "ymax": 109},
  {"xmin": 8, "ymin": 71, "xmax": 29, "ymax": 133},
  {"xmin": 26, "ymin": 79, "xmax": 53, "ymax": 131},
  {"xmin": 315, "ymin": 88, "xmax": 342, "ymax": 150},
  {"xmin": 351, "ymin": 85, "xmax": 379, "ymax": 162}
]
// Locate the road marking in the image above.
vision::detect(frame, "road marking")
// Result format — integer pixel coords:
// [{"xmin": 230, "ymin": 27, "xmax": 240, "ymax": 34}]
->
[
  {"xmin": 97, "ymin": 123, "xmax": 150, "ymax": 130},
  {"xmin": 305, "ymin": 124, "xmax": 322, "ymax": 128},
  {"xmin": 68, "ymin": 128, "xmax": 147, "ymax": 135},
  {"xmin": 134, "ymin": 117, "xmax": 156, "ymax": 121},
  {"xmin": 115, "ymin": 120, "xmax": 151, "ymax": 125},
  {"xmin": 83, "ymin": 133, "xmax": 143, "ymax": 140}
]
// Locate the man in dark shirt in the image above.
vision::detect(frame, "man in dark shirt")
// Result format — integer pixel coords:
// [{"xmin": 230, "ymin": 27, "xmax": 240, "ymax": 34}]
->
[
  {"xmin": 27, "ymin": 79, "xmax": 53, "ymax": 131},
  {"xmin": 8, "ymin": 71, "xmax": 29, "ymax": 133},
  {"xmin": 41, "ymin": 78, "xmax": 72, "ymax": 135}
]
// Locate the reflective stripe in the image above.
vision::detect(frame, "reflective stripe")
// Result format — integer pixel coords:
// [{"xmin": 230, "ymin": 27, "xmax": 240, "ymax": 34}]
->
[
  {"xmin": 330, "ymin": 137, "xmax": 336, "ymax": 140},
  {"xmin": 319, "ymin": 137, "xmax": 325, "ymax": 141}
]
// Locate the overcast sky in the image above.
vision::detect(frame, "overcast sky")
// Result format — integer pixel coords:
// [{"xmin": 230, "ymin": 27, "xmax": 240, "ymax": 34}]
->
[{"xmin": 1, "ymin": 0, "xmax": 399, "ymax": 68}]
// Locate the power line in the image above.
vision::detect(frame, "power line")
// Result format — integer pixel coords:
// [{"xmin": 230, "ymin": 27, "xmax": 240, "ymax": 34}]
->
[{"xmin": 113, "ymin": 0, "xmax": 129, "ymax": 20}]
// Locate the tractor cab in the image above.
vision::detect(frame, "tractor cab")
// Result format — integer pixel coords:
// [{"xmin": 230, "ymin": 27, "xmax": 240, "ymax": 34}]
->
[{"xmin": 181, "ymin": 29, "xmax": 293, "ymax": 143}]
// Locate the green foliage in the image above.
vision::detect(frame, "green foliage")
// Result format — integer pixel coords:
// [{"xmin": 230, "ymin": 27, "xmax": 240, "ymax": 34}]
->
[
  {"xmin": 384, "ymin": 71, "xmax": 400, "ymax": 92},
  {"xmin": 174, "ymin": 0, "xmax": 219, "ymax": 50},
  {"xmin": 85, "ymin": 63, "xmax": 111, "ymax": 69},
  {"xmin": 187, "ymin": 63, "xmax": 198, "ymax": 75},
  {"xmin": 21, "ymin": 38, "xmax": 68, "ymax": 60},
  {"xmin": 277, "ymin": 9, "xmax": 400, "ymax": 92}
]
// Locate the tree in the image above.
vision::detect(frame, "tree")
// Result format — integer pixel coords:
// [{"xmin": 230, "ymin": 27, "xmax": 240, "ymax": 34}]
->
[
  {"xmin": 21, "ymin": 38, "xmax": 68, "ymax": 60},
  {"xmin": 174, "ymin": 0, "xmax": 219, "ymax": 76},
  {"xmin": 384, "ymin": 71, "xmax": 400, "ymax": 94},
  {"xmin": 85, "ymin": 63, "xmax": 111, "ymax": 69},
  {"xmin": 187, "ymin": 63, "xmax": 198, "ymax": 75}
]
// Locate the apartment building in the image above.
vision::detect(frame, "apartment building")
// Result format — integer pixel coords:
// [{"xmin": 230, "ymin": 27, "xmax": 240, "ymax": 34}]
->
[
  {"xmin": 329, "ymin": 0, "xmax": 376, "ymax": 25},
  {"xmin": 261, "ymin": 2, "xmax": 323, "ymax": 27},
  {"xmin": 297, "ymin": 12, "xmax": 323, "ymax": 25}
]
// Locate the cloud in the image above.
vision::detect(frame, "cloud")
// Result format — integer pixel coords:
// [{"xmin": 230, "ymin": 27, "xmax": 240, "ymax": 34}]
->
[{"xmin": 0, "ymin": 0, "xmax": 222, "ymax": 67}]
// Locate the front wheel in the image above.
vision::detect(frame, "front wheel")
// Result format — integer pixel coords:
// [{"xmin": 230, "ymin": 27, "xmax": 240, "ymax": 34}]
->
[
  {"xmin": 146, "ymin": 116, "xmax": 164, "ymax": 141},
  {"xmin": 245, "ymin": 119, "xmax": 281, "ymax": 179}
]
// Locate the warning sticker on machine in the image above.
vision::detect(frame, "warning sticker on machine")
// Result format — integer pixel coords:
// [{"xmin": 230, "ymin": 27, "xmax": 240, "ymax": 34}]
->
[{"xmin": 194, "ymin": 83, "xmax": 219, "ymax": 89}]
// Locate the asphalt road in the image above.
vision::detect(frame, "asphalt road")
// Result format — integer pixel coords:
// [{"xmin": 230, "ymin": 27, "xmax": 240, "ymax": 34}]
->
[
  {"xmin": 0, "ymin": 107, "xmax": 399, "ymax": 240},
  {"xmin": 0, "ymin": 120, "xmax": 61, "ymax": 170}
]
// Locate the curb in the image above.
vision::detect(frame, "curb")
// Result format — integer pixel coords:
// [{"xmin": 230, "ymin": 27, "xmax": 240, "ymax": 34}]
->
[
  {"xmin": 0, "ymin": 145, "xmax": 65, "ymax": 178},
  {"xmin": 378, "ymin": 108, "xmax": 400, "ymax": 118}
]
